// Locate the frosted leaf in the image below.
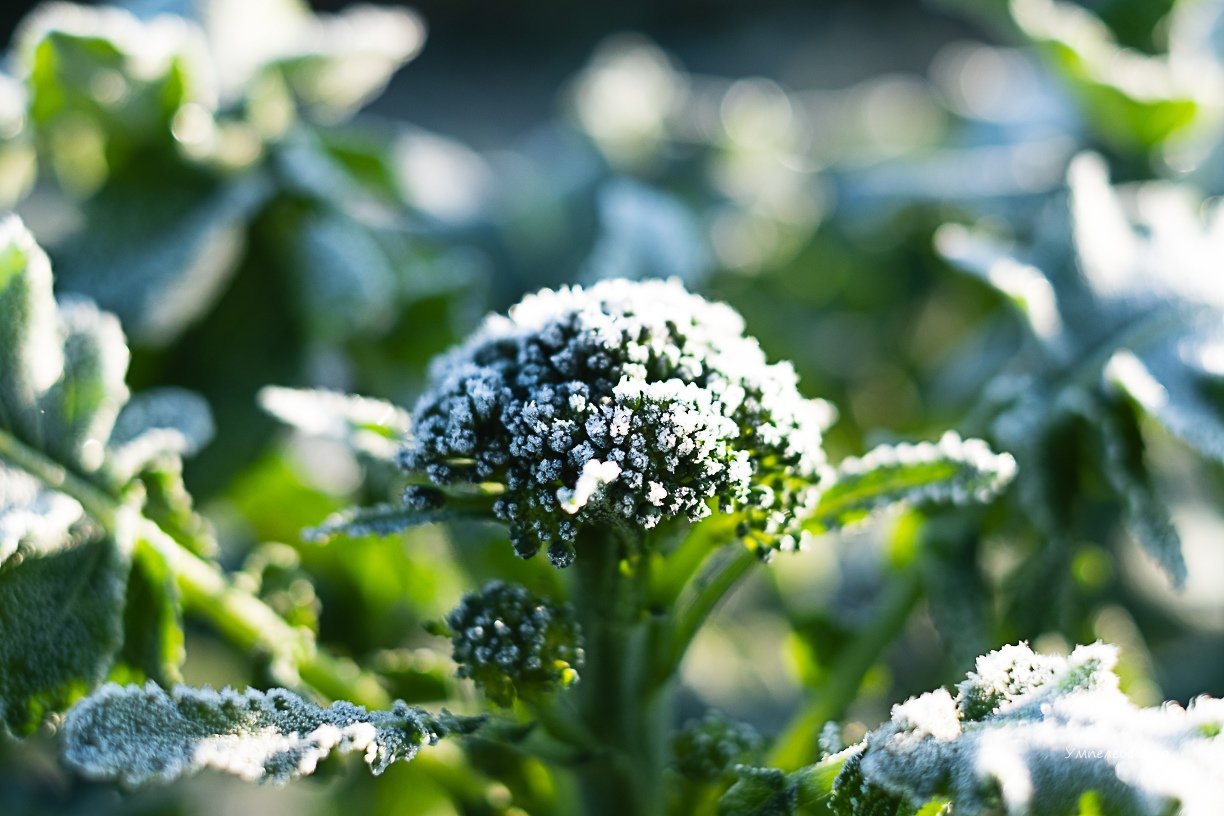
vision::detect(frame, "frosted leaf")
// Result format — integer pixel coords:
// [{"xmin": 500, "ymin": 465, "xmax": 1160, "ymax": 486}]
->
[
  {"xmin": 0, "ymin": 536, "xmax": 127, "ymax": 736},
  {"xmin": 40, "ymin": 297, "xmax": 130, "ymax": 474},
  {"xmin": 305, "ymin": 503, "xmax": 492, "ymax": 544},
  {"xmin": 52, "ymin": 166, "xmax": 270, "ymax": 346},
  {"xmin": 806, "ymin": 432, "xmax": 1016, "ymax": 534},
  {"xmin": 937, "ymin": 155, "xmax": 1224, "ymax": 585},
  {"xmin": 279, "ymin": 208, "xmax": 399, "ymax": 342},
  {"xmin": 0, "ymin": 462, "xmax": 85, "ymax": 566},
  {"xmin": 834, "ymin": 642, "xmax": 1224, "ymax": 816},
  {"xmin": 267, "ymin": 4, "xmax": 424, "ymax": 122},
  {"xmin": 107, "ymin": 388, "xmax": 215, "ymax": 482},
  {"xmin": 62, "ymin": 683, "xmax": 482, "ymax": 786},
  {"xmin": 258, "ymin": 386, "xmax": 410, "ymax": 462},
  {"xmin": 0, "ymin": 215, "xmax": 65, "ymax": 444},
  {"xmin": 14, "ymin": 3, "xmax": 217, "ymax": 193}
]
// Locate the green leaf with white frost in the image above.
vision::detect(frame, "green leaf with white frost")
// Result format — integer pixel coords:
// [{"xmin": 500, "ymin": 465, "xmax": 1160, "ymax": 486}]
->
[
  {"xmin": 1009, "ymin": 0, "xmax": 1199, "ymax": 152},
  {"xmin": 938, "ymin": 154, "xmax": 1224, "ymax": 585},
  {"xmin": 39, "ymin": 298, "xmax": 130, "ymax": 474},
  {"xmin": 263, "ymin": 4, "xmax": 425, "ymax": 122},
  {"xmin": 805, "ymin": 433, "xmax": 1016, "ymax": 535},
  {"xmin": 62, "ymin": 683, "xmax": 482, "ymax": 786},
  {"xmin": 305, "ymin": 503, "xmax": 491, "ymax": 543},
  {"xmin": 0, "ymin": 462, "xmax": 85, "ymax": 567},
  {"xmin": 831, "ymin": 642, "xmax": 1224, "ymax": 816},
  {"xmin": 0, "ymin": 215, "xmax": 64, "ymax": 447},
  {"xmin": 107, "ymin": 388, "xmax": 215, "ymax": 483},
  {"xmin": 1066, "ymin": 391, "xmax": 1186, "ymax": 588},
  {"xmin": 16, "ymin": 3, "xmax": 215, "ymax": 192},
  {"xmin": 0, "ymin": 215, "xmax": 216, "ymax": 729},
  {"xmin": 259, "ymin": 386, "xmax": 409, "ymax": 462},
  {"xmin": 51, "ymin": 159, "xmax": 270, "ymax": 346},
  {"xmin": 0, "ymin": 535, "xmax": 128, "ymax": 736}
]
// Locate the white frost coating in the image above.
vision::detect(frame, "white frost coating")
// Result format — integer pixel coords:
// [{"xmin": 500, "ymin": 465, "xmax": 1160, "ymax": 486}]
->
[
  {"xmin": 107, "ymin": 388, "xmax": 215, "ymax": 480},
  {"xmin": 889, "ymin": 689, "xmax": 961, "ymax": 741},
  {"xmin": 258, "ymin": 386, "xmax": 409, "ymax": 462},
  {"xmin": 0, "ymin": 216, "xmax": 64, "ymax": 401},
  {"xmin": 839, "ymin": 642, "xmax": 1224, "ymax": 816},
  {"xmin": 0, "ymin": 463, "xmax": 84, "ymax": 565},
  {"xmin": 812, "ymin": 432, "xmax": 1016, "ymax": 532},
  {"xmin": 557, "ymin": 459, "xmax": 622, "ymax": 514},
  {"xmin": 61, "ymin": 683, "xmax": 459, "ymax": 786}
]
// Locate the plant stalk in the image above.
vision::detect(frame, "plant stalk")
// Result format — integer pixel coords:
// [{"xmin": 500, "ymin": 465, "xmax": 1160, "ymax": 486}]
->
[{"xmin": 0, "ymin": 426, "xmax": 390, "ymax": 708}]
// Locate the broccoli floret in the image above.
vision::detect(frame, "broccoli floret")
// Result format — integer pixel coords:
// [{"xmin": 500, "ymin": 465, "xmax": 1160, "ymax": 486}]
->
[
  {"xmin": 400, "ymin": 278, "xmax": 830, "ymax": 567},
  {"xmin": 445, "ymin": 581, "xmax": 584, "ymax": 707},
  {"xmin": 673, "ymin": 711, "xmax": 764, "ymax": 782}
]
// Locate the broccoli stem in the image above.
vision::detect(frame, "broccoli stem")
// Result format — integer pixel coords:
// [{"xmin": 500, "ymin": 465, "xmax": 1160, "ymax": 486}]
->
[{"xmin": 570, "ymin": 525, "xmax": 671, "ymax": 816}]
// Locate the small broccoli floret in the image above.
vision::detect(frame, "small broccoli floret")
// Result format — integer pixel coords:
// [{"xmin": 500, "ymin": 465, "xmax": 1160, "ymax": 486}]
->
[
  {"xmin": 673, "ymin": 711, "xmax": 764, "ymax": 783},
  {"xmin": 400, "ymin": 278, "xmax": 829, "ymax": 567},
  {"xmin": 445, "ymin": 581, "xmax": 584, "ymax": 707}
]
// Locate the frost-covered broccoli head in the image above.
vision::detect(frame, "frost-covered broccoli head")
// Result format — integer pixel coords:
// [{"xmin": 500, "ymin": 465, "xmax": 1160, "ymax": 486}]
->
[
  {"xmin": 445, "ymin": 581, "xmax": 584, "ymax": 707},
  {"xmin": 400, "ymin": 278, "xmax": 830, "ymax": 567}
]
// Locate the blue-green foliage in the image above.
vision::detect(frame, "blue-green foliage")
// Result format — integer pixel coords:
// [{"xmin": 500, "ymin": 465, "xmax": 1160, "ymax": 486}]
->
[
  {"xmin": 0, "ymin": 217, "xmax": 211, "ymax": 734},
  {"xmin": 939, "ymin": 154, "xmax": 1224, "ymax": 588}
]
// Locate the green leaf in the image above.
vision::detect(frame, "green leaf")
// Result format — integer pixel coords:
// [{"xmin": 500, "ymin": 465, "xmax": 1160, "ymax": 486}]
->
[
  {"xmin": 51, "ymin": 158, "xmax": 270, "ymax": 346},
  {"xmin": 265, "ymin": 5, "xmax": 424, "ymax": 122},
  {"xmin": 1010, "ymin": 0, "xmax": 1199, "ymax": 152},
  {"xmin": 805, "ymin": 433, "xmax": 1016, "ymax": 535},
  {"xmin": 40, "ymin": 298, "xmax": 130, "ymax": 474},
  {"xmin": 275, "ymin": 206, "xmax": 400, "ymax": 342},
  {"xmin": 258, "ymin": 385, "xmax": 409, "ymax": 461},
  {"xmin": 107, "ymin": 388, "xmax": 215, "ymax": 483},
  {"xmin": 837, "ymin": 642, "xmax": 1224, "ymax": 815},
  {"xmin": 16, "ymin": 4, "xmax": 216, "ymax": 192},
  {"xmin": 0, "ymin": 535, "xmax": 128, "ymax": 736},
  {"xmin": 116, "ymin": 537, "xmax": 185, "ymax": 686},
  {"xmin": 304, "ymin": 503, "xmax": 489, "ymax": 543},
  {"xmin": 62, "ymin": 683, "xmax": 480, "ymax": 786},
  {"xmin": 1069, "ymin": 388, "xmax": 1187, "ymax": 587},
  {"xmin": 0, "ymin": 462, "xmax": 85, "ymax": 567},
  {"xmin": 0, "ymin": 216, "xmax": 64, "ymax": 446}
]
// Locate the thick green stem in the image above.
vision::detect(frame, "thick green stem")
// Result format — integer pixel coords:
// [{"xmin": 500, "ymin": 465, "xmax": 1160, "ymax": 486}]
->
[
  {"xmin": 570, "ymin": 527, "xmax": 670, "ymax": 816},
  {"xmin": 0, "ymin": 426, "xmax": 390, "ymax": 709},
  {"xmin": 768, "ymin": 565, "xmax": 922, "ymax": 770}
]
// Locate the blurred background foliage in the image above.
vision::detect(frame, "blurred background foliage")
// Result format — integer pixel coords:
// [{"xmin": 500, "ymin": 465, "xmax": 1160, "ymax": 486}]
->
[{"xmin": 2, "ymin": 0, "xmax": 1223, "ymax": 813}]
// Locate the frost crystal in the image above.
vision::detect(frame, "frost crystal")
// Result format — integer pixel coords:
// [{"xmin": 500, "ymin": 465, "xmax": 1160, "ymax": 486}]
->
[
  {"xmin": 400, "ymin": 278, "xmax": 830, "ymax": 566},
  {"xmin": 61, "ymin": 683, "xmax": 474, "ymax": 786},
  {"xmin": 832, "ymin": 642, "xmax": 1224, "ymax": 816}
]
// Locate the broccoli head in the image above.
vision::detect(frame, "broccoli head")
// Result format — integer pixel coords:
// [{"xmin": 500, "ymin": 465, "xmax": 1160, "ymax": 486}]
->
[{"xmin": 400, "ymin": 278, "xmax": 830, "ymax": 567}]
